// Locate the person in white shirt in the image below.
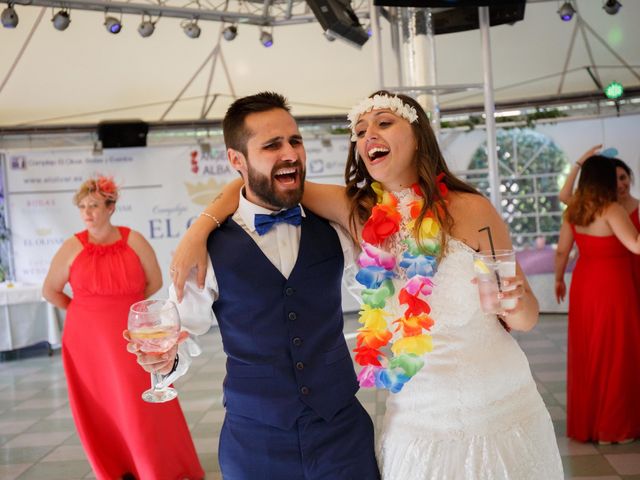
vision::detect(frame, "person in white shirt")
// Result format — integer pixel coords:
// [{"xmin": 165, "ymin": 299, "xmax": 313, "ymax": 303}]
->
[{"xmin": 128, "ymin": 92, "xmax": 379, "ymax": 480}]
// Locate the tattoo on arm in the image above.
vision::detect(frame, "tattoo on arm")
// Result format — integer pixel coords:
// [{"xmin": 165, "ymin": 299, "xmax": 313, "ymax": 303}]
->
[{"xmin": 210, "ymin": 193, "xmax": 223, "ymax": 205}]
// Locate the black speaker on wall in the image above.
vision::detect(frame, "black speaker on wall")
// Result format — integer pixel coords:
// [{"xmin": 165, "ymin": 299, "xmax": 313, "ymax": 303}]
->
[
  {"xmin": 372, "ymin": 1, "xmax": 526, "ymax": 35},
  {"xmin": 374, "ymin": 0, "xmax": 518, "ymax": 4},
  {"xmin": 306, "ymin": 0, "xmax": 369, "ymax": 47},
  {"xmin": 97, "ymin": 121, "xmax": 149, "ymax": 149}
]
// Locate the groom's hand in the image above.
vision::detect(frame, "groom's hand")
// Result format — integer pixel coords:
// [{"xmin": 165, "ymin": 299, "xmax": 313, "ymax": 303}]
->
[{"xmin": 123, "ymin": 330, "xmax": 187, "ymax": 375}]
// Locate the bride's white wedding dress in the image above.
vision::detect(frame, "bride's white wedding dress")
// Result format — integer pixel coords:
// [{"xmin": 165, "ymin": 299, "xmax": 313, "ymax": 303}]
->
[{"xmin": 376, "ymin": 202, "xmax": 563, "ymax": 479}]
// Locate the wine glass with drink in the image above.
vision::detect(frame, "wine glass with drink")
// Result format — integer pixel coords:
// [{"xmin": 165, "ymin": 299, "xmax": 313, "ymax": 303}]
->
[{"xmin": 128, "ymin": 299, "xmax": 181, "ymax": 403}]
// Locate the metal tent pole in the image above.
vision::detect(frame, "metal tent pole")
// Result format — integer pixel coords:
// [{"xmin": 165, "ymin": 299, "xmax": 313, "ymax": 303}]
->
[
  {"xmin": 479, "ymin": 6, "xmax": 502, "ymax": 213},
  {"xmin": 370, "ymin": 2, "xmax": 384, "ymax": 90}
]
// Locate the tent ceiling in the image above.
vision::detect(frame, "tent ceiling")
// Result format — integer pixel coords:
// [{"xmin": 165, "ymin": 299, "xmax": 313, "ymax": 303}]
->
[{"xmin": 0, "ymin": 0, "xmax": 638, "ymax": 127}]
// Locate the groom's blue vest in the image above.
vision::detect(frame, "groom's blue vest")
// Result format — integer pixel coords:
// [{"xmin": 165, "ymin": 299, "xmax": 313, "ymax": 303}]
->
[{"xmin": 207, "ymin": 210, "xmax": 359, "ymax": 430}]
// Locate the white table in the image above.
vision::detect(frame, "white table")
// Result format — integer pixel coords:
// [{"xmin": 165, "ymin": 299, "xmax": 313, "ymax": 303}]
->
[{"xmin": 0, "ymin": 282, "xmax": 64, "ymax": 352}]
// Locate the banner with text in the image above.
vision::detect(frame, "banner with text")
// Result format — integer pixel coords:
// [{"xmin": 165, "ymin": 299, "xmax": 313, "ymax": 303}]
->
[{"xmin": 2, "ymin": 136, "xmax": 351, "ymax": 296}]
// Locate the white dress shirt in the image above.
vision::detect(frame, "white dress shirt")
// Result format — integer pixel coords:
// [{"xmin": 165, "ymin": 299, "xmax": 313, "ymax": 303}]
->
[{"xmin": 160, "ymin": 192, "xmax": 357, "ymax": 387}]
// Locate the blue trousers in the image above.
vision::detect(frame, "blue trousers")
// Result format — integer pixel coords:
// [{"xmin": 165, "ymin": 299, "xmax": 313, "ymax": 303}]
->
[{"xmin": 218, "ymin": 399, "xmax": 379, "ymax": 480}]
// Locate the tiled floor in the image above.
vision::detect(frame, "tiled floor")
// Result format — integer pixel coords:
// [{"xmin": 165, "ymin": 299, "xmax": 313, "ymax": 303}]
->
[{"xmin": 1, "ymin": 313, "xmax": 640, "ymax": 479}]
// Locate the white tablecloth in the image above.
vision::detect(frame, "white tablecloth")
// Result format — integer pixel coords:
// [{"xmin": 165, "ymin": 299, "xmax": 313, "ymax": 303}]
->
[{"xmin": 0, "ymin": 282, "xmax": 64, "ymax": 352}]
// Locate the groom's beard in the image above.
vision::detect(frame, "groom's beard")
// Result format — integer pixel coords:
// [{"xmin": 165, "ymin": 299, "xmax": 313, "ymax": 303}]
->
[{"xmin": 246, "ymin": 160, "xmax": 306, "ymax": 210}]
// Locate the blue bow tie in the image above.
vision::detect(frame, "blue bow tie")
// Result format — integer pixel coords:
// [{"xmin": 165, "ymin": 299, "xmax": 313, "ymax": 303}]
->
[{"xmin": 254, "ymin": 205, "xmax": 302, "ymax": 235}]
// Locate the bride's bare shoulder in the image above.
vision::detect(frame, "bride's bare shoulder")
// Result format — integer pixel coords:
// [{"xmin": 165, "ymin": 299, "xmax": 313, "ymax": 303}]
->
[
  {"xmin": 446, "ymin": 191, "xmax": 505, "ymax": 248},
  {"xmin": 447, "ymin": 191, "xmax": 495, "ymax": 218}
]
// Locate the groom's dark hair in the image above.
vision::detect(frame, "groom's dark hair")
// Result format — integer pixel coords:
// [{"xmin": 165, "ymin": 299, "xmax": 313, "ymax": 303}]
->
[{"xmin": 223, "ymin": 92, "xmax": 291, "ymax": 157}]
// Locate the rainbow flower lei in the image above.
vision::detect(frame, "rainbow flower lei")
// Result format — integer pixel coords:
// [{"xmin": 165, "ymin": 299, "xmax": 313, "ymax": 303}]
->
[{"xmin": 354, "ymin": 178, "xmax": 447, "ymax": 393}]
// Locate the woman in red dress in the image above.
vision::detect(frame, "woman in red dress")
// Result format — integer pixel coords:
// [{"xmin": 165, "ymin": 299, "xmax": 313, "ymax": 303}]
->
[
  {"xmin": 613, "ymin": 159, "xmax": 640, "ymax": 287},
  {"xmin": 560, "ymin": 146, "xmax": 640, "ymax": 288},
  {"xmin": 555, "ymin": 156, "xmax": 640, "ymax": 443},
  {"xmin": 43, "ymin": 177, "xmax": 203, "ymax": 480}
]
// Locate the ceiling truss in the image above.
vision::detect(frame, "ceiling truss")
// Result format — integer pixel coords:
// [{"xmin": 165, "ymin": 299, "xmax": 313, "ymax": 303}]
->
[{"xmin": 6, "ymin": 0, "xmax": 371, "ymax": 26}]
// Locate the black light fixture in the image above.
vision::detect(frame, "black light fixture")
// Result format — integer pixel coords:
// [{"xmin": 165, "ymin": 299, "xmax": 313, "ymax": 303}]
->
[
  {"xmin": 222, "ymin": 24, "xmax": 237, "ymax": 41},
  {"xmin": 365, "ymin": 22, "xmax": 372, "ymax": 38},
  {"xmin": 603, "ymin": 0, "xmax": 622, "ymax": 15},
  {"xmin": 259, "ymin": 29, "xmax": 273, "ymax": 47},
  {"xmin": 182, "ymin": 19, "xmax": 200, "ymax": 38},
  {"xmin": 558, "ymin": 1, "xmax": 576, "ymax": 21},
  {"xmin": 51, "ymin": 9, "xmax": 70, "ymax": 31},
  {"xmin": 1, "ymin": 3, "xmax": 18, "ymax": 28},
  {"xmin": 104, "ymin": 12, "xmax": 122, "ymax": 34},
  {"xmin": 137, "ymin": 13, "xmax": 156, "ymax": 37},
  {"xmin": 306, "ymin": 0, "xmax": 369, "ymax": 47}
]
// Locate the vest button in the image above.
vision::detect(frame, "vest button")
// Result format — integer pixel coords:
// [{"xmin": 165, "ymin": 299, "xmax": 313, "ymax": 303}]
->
[
  {"xmin": 295, "ymin": 361, "xmax": 304, "ymax": 370},
  {"xmin": 285, "ymin": 287, "xmax": 294, "ymax": 296},
  {"xmin": 292, "ymin": 337, "xmax": 302, "ymax": 347},
  {"xmin": 300, "ymin": 386, "xmax": 310, "ymax": 395},
  {"xmin": 288, "ymin": 312, "xmax": 297, "ymax": 321}
]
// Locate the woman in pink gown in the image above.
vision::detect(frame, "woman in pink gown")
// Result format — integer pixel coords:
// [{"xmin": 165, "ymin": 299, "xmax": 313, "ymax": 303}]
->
[{"xmin": 43, "ymin": 177, "xmax": 203, "ymax": 480}]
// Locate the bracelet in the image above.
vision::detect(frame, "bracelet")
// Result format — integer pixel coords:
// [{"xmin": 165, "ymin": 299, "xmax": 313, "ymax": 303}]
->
[
  {"xmin": 200, "ymin": 212, "xmax": 221, "ymax": 228},
  {"xmin": 167, "ymin": 353, "xmax": 179, "ymax": 376}
]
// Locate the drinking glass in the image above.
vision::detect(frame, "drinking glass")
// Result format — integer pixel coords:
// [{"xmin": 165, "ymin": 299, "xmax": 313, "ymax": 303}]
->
[
  {"xmin": 472, "ymin": 249, "xmax": 517, "ymax": 314},
  {"xmin": 128, "ymin": 299, "xmax": 181, "ymax": 403}
]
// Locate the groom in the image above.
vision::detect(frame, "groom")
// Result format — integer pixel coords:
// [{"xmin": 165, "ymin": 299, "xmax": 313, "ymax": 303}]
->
[{"xmin": 134, "ymin": 92, "xmax": 379, "ymax": 479}]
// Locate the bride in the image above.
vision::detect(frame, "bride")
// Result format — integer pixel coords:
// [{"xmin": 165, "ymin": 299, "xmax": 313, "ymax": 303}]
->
[{"xmin": 171, "ymin": 91, "xmax": 563, "ymax": 479}]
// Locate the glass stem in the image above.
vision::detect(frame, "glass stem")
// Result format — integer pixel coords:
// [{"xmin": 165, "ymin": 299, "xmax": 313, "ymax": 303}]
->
[{"xmin": 151, "ymin": 372, "xmax": 164, "ymax": 391}]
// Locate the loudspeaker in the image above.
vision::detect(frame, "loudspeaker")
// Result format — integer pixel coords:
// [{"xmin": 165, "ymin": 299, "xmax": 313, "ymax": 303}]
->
[
  {"xmin": 306, "ymin": 0, "xmax": 369, "ymax": 47},
  {"xmin": 372, "ymin": 1, "xmax": 526, "ymax": 35},
  {"xmin": 373, "ymin": 0, "xmax": 521, "ymax": 6},
  {"xmin": 97, "ymin": 121, "xmax": 149, "ymax": 149}
]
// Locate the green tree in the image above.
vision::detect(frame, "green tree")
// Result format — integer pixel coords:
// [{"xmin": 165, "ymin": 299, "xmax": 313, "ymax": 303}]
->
[{"xmin": 466, "ymin": 128, "xmax": 570, "ymax": 248}]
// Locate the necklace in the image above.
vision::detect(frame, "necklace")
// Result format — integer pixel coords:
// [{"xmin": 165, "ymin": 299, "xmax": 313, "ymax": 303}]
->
[{"xmin": 354, "ymin": 180, "xmax": 445, "ymax": 393}]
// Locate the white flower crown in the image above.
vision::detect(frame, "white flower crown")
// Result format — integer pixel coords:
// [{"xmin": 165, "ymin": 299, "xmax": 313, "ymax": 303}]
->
[{"xmin": 347, "ymin": 94, "xmax": 419, "ymax": 141}]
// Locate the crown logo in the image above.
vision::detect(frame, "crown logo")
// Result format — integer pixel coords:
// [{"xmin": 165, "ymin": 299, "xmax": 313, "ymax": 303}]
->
[{"xmin": 185, "ymin": 178, "xmax": 224, "ymax": 206}]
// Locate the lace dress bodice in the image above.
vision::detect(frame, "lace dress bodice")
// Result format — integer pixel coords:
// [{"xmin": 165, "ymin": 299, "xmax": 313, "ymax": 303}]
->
[
  {"xmin": 376, "ymin": 192, "xmax": 563, "ymax": 480},
  {"xmin": 386, "ymin": 238, "xmax": 540, "ymax": 433}
]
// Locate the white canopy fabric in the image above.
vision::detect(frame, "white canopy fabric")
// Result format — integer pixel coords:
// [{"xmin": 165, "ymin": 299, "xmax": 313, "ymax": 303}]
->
[{"xmin": 0, "ymin": 0, "xmax": 638, "ymax": 126}]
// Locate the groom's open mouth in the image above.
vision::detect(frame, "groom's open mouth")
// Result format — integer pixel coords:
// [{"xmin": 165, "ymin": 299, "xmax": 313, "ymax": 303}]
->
[
  {"xmin": 273, "ymin": 165, "xmax": 301, "ymax": 187},
  {"xmin": 274, "ymin": 167, "xmax": 297, "ymax": 184}
]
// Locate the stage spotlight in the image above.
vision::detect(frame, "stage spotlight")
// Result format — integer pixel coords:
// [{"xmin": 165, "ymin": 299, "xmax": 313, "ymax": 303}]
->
[
  {"xmin": 223, "ymin": 24, "xmax": 237, "ymax": 41},
  {"xmin": 1, "ymin": 4, "xmax": 18, "ymax": 28},
  {"xmin": 52, "ymin": 10, "xmax": 70, "ymax": 31},
  {"xmin": 182, "ymin": 19, "xmax": 200, "ymax": 38},
  {"xmin": 558, "ymin": 2, "xmax": 576, "ymax": 21},
  {"xmin": 104, "ymin": 15, "xmax": 122, "ymax": 34},
  {"xmin": 138, "ymin": 18, "xmax": 155, "ymax": 37},
  {"xmin": 603, "ymin": 0, "xmax": 622, "ymax": 15},
  {"xmin": 260, "ymin": 30, "xmax": 273, "ymax": 47}
]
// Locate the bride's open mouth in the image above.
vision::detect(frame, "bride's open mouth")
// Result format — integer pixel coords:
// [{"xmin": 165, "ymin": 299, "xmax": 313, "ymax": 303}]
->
[{"xmin": 367, "ymin": 145, "xmax": 390, "ymax": 164}]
